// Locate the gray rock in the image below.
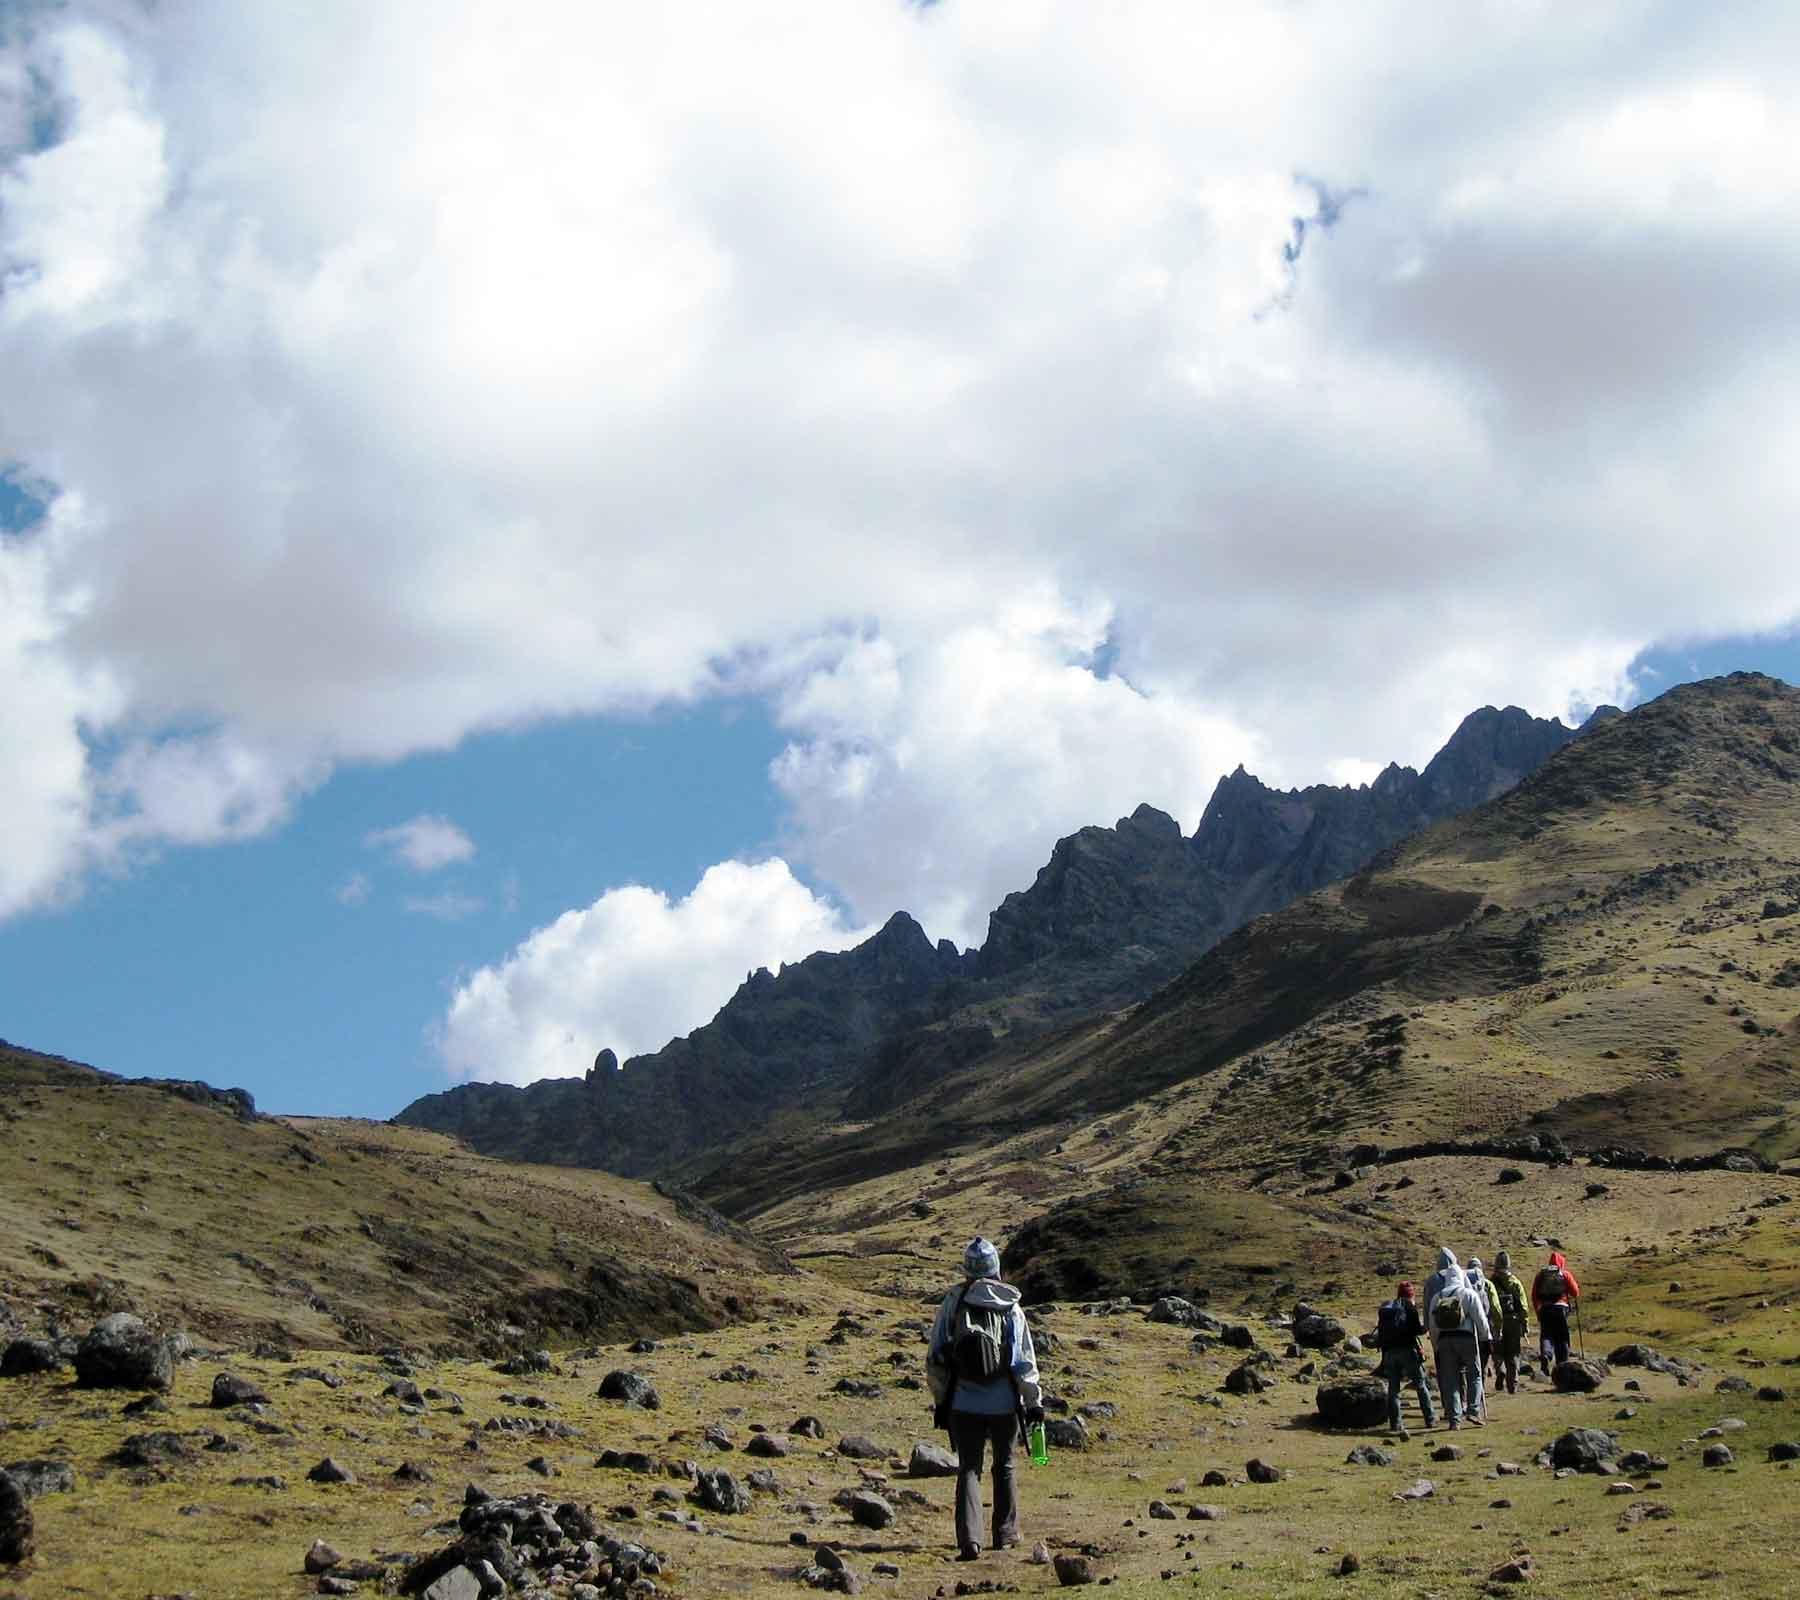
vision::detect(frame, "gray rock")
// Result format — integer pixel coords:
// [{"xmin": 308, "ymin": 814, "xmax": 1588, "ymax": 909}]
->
[
  {"xmin": 792, "ymin": 1416, "xmax": 826, "ymax": 1439},
  {"xmin": 597, "ymin": 1370, "xmax": 661, "ymax": 1410},
  {"xmin": 1053, "ymin": 1553, "xmax": 1095, "ymax": 1585},
  {"xmin": 211, "ymin": 1372, "xmax": 269, "ymax": 1408},
  {"xmin": 745, "ymin": 1433, "xmax": 789, "ymax": 1458},
  {"xmin": 1702, "ymin": 1444, "xmax": 1734, "ymax": 1468},
  {"xmin": 307, "ymin": 1457, "xmax": 357, "ymax": 1484},
  {"xmin": 1147, "ymin": 1499, "xmax": 1177, "ymax": 1519},
  {"xmin": 1550, "ymin": 1429, "xmax": 1618, "ymax": 1471},
  {"xmin": 1245, "ymin": 1458, "xmax": 1282, "ymax": 1484},
  {"xmin": 304, "ymin": 1538, "xmax": 342, "ymax": 1573},
  {"xmin": 907, "ymin": 1441, "xmax": 957, "ymax": 1478},
  {"xmin": 695, "ymin": 1468, "xmax": 752, "ymax": 1514},
  {"xmin": 835, "ymin": 1435, "xmax": 890, "ymax": 1461},
  {"xmin": 1224, "ymin": 1361, "xmax": 1272, "ymax": 1396},
  {"xmin": 0, "ymin": 1470, "xmax": 32, "ymax": 1566},
  {"xmin": 1044, "ymin": 1416, "xmax": 1089, "ymax": 1451},
  {"xmin": 1552, "ymin": 1358, "xmax": 1610, "ymax": 1393},
  {"xmin": 1291, "ymin": 1308, "xmax": 1345, "ymax": 1350},
  {"xmin": 1345, "ymin": 1445, "xmax": 1393, "ymax": 1467},
  {"xmin": 1185, "ymin": 1504, "xmax": 1226, "ymax": 1520},
  {"xmin": 74, "ymin": 1314, "xmax": 173, "ymax": 1391},
  {"xmin": 1147, "ymin": 1298, "xmax": 1221, "ymax": 1333},
  {"xmin": 421, "ymin": 1566, "xmax": 484, "ymax": 1600},
  {"xmin": 1, "ymin": 1459, "xmax": 74, "ymax": 1498},
  {"xmin": 112, "ymin": 1430, "xmax": 190, "ymax": 1466},
  {"xmin": 1767, "ymin": 1441, "xmax": 1798, "ymax": 1462},
  {"xmin": 847, "ymin": 1491, "xmax": 894, "ymax": 1530}
]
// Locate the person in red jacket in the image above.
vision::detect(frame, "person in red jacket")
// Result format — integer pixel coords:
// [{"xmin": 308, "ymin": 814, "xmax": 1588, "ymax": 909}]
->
[{"xmin": 1530, "ymin": 1250, "xmax": 1580, "ymax": 1374}]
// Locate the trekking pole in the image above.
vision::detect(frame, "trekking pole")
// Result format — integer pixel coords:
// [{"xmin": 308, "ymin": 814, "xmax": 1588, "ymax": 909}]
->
[{"xmin": 1574, "ymin": 1300, "xmax": 1585, "ymax": 1359}]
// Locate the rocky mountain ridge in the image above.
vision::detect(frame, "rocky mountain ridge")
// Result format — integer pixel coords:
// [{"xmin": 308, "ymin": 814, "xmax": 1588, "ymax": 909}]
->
[{"xmin": 397, "ymin": 702, "xmax": 1601, "ymax": 1179}]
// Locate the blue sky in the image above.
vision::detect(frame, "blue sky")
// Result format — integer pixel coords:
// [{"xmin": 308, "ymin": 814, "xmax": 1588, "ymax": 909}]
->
[{"xmin": 6, "ymin": 4, "xmax": 1800, "ymax": 1118}]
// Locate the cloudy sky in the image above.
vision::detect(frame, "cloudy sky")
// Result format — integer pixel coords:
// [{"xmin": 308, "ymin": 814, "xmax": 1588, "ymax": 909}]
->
[{"xmin": 4, "ymin": 0, "xmax": 1799, "ymax": 1116}]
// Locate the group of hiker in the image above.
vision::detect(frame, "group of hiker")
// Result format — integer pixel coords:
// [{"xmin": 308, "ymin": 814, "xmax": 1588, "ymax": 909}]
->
[
  {"xmin": 1375, "ymin": 1247, "xmax": 1582, "ymax": 1433},
  {"xmin": 923, "ymin": 1233, "xmax": 1588, "ymax": 1562}
]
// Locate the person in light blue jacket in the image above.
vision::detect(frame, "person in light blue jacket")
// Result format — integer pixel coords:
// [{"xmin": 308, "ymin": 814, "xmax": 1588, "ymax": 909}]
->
[{"xmin": 926, "ymin": 1238, "xmax": 1044, "ymax": 1561}]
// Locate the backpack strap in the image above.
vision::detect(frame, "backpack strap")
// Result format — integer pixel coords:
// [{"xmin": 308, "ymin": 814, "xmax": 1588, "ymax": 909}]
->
[{"xmin": 941, "ymin": 1281, "xmax": 975, "ymax": 1413}]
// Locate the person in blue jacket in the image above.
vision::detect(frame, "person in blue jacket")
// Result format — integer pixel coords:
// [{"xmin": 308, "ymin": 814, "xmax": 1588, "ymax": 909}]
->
[{"xmin": 926, "ymin": 1238, "xmax": 1044, "ymax": 1560}]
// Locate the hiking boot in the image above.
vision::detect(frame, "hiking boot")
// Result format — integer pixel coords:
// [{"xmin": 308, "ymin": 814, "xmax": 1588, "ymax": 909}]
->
[
  {"xmin": 1396, "ymin": 1427, "xmax": 1410, "ymax": 1442},
  {"xmin": 958, "ymin": 1547, "xmax": 981, "ymax": 1562}
]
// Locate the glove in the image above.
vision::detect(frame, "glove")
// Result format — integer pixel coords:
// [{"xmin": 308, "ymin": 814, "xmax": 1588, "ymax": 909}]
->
[
  {"xmin": 1025, "ymin": 1405, "xmax": 1045, "ymax": 1425},
  {"xmin": 932, "ymin": 1400, "xmax": 951, "ymax": 1431}
]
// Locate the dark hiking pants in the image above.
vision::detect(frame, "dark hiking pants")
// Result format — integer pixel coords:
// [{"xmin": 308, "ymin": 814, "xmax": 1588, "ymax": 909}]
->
[
  {"xmin": 1538, "ymin": 1303, "xmax": 1570, "ymax": 1369},
  {"xmin": 951, "ymin": 1409, "xmax": 1019, "ymax": 1553}
]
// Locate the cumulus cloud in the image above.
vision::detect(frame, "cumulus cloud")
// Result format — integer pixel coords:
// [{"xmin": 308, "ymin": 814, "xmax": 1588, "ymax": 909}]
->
[
  {"xmin": 365, "ymin": 814, "xmax": 477, "ymax": 874},
  {"xmin": 2, "ymin": 0, "xmax": 1799, "ymax": 984},
  {"xmin": 436, "ymin": 859, "xmax": 868, "ymax": 1084}
]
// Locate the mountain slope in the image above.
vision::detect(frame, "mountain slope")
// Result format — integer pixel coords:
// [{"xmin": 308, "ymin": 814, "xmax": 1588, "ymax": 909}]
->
[
  {"xmin": 0, "ymin": 1041, "xmax": 787, "ymax": 1355},
  {"xmin": 399, "ymin": 704, "xmax": 1588, "ymax": 1176}
]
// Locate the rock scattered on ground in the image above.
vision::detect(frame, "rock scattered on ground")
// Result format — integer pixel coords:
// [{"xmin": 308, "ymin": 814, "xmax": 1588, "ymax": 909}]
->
[
  {"xmin": 596, "ymin": 1370, "xmax": 661, "ymax": 1410},
  {"xmin": 73, "ymin": 1314, "xmax": 174, "ymax": 1391}
]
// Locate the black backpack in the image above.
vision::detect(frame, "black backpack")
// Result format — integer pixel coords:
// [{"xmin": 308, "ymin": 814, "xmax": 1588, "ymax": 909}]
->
[
  {"xmin": 1534, "ymin": 1265, "xmax": 1571, "ymax": 1305},
  {"xmin": 1376, "ymin": 1300, "xmax": 1412, "ymax": 1350},
  {"xmin": 950, "ymin": 1285, "xmax": 1010, "ymax": 1383}
]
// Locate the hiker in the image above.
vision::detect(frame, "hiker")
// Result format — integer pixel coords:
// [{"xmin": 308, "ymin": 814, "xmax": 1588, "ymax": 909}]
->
[
  {"xmin": 926, "ymin": 1237, "xmax": 1044, "ymax": 1561},
  {"xmin": 1531, "ymin": 1249, "xmax": 1581, "ymax": 1374},
  {"xmin": 1465, "ymin": 1258, "xmax": 1504, "ymax": 1390},
  {"xmin": 1491, "ymin": 1251, "xmax": 1530, "ymax": 1395},
  {"xmin": 1374, "ymin": 1281, "xmax": 1435, "ymax": 1437},
  {"xmin": 1424, "ymin": 1249, "xmax": 1491, "ymax": 1428}
]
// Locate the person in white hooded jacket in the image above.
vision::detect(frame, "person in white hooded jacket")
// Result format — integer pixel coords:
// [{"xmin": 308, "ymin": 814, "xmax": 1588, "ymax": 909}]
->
[
  {"xmin": 926, "ymin": 1238, "xmax": 1044, "ymax": 1560},
  {"xmin": 1424, "ymin": 1250, "xmax": 1491, "ymax": 1427}
]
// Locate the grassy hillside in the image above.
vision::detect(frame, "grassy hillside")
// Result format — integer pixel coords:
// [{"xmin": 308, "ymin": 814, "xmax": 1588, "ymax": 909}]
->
[{"xmin": 0, "ymin": 1043, "xmax": 788, "ymax": 1355}]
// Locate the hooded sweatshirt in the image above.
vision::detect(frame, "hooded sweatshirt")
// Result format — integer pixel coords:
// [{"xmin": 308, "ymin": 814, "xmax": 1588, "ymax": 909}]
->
[
  {"xmin": 1424, "ymin": 1260, "xmax": 1491, "ymax": 1345},
  {"xmin": 1465, "ymin": 1262, "xmax": 1504, "ymax": 1331},
  {"xmin": 928, "ymin": 1278, "xmax": 1043, "ymax": 1415},
  {"xmin": 1531, "ymin": 1251, "xmax": 1581, "ymax": 1311},
  {"xmin": 1421, "ymin": 1248, "xmax": 1460, "ymax": 1328}
]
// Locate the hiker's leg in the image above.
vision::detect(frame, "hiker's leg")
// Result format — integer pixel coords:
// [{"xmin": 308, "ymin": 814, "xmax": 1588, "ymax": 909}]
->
[
  {"xmin": 1466, "ymin": 1348, "xmax": 1486, "ymax": 1420},
  {"xmin": 988, "ymin": 1413, "xmax": 1019, "ymax": 1548},
  {"xmin": 1383, "ymin": 1354, "xmax": 1403, "ymax": 1431},
  {"xmin": 1434, "ymin": 1340, "xmax": 1460, "ymax": 1425},
  {"xmin": 1410, "ymin": 1353, "xmax": 1436, "ymax": 1426},
  {"xmin": 951, "ymin": 1411, "xmax": 987, "ymax": 1554}
]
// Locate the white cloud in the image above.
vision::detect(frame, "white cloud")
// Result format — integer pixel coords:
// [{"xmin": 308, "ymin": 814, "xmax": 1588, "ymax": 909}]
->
[
  {"xmin": 335, "ymin": 870, "xmax": 370, "ymax": 907},
  {"xmin": 365, "ymin": 815, "xmax": 476, "ymax": 874},
  {"xmin": 436, "ymin": 859, "xmax": 868, "ymax": 1084},
  {"xmin": 2, "ymin": 0, "xmax": 1800, "ymax": 957},
  {"xmin": 403, "ymin": 890, "xmax": 484, "ymax": 922}
]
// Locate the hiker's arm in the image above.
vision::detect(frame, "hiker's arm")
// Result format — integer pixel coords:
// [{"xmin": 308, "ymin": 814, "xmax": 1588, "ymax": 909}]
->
[
  {"xmin": 925, "ymin": 1295, "xmax": 953, "ymax": 1403},
  {"xmin": 1010, "ymin": 1308, "xmax": 1043, "ymax": 1410}
]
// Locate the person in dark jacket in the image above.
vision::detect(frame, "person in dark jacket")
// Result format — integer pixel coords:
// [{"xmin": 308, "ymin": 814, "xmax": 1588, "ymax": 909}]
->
[
  {"xmin": 926, "ymin": 1238, "xmax": 1044, "ymax": 1561},
  {"xmin": 1375, "ymin": 1281, "xmax": 1435, "ymax": 1437},
  {"xmin": 1531, "ymin": 1250, "xmax": 1581, "ymax": 1374}
]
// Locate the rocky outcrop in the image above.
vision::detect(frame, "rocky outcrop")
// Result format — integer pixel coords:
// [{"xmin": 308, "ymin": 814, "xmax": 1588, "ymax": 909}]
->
[{"xmin": 398, "ymin": 912, "xmax": 970, "ymax": 1176}]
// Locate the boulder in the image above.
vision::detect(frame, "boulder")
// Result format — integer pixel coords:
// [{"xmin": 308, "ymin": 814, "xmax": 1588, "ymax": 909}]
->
[
  {"xmin": 211, "ymin": 1372, "xmax": 269, "ymax": 1408},
  {"xmin": 304, "ymin": 1539, "xmax": 342, "ymax": 1574},
  {"xmin": 744, "ymin": 1433, "xmax": 788, "ymax": 1459},
  {"xmin": 1550, "ymin": 1429, "xmax": 1619, "ymax": 1472},
  {"xmin": 846, "ymin": 1491, "xmax": 894, "ymax": 1530},
  {"xmin": 908, "ymin": 1441, "xmax": 957, "ymax": 1478},
  {"xmin": 1702, "ymin": 1444, "xmax": 1734, "ymax": 1468},
  {"xmin": 1044, "ymin": 1417, "xmax": 1089, "ymax": 1451},
  {"xmin": 1053, "ymin": 1554, "xmax": 1095, "ymax": 1586},
  {"xmin": 1, "ymin": 1460, "xmax": 74, "ymax": 1499},
  {"xmin": 1766, "ymin": 1441, "xmax": 1798, "ymax": 1462},
  {"xmin": 421, "ymin": 1567, "xmax": 484, "ymax": 1600},
  {"xmin": 792, "ymin": 1416, "xmax": 826, "ymax": 1440},
  {"xmin": 1553, "ymin": 1358, "xmax": 1610, "ymax": 1393},
  {"xmin": 1147, "ymin": 1297, "xmax": 1221, "ymax": 1333},
  {"xmin": 1315, "ymin": 1377, "xmax": 1387, "ymax": 1430},
  {"xmin": 835, "ymin": 1435, "xmax": 889, "ymax": 1461},
  {"xmin": 597, "ymin": 1370, "xmax": 661, "ymax": 1410},
  {"xmin": 1345, "ymin": 1445, "xmax": 1394, "ymax": 1467},
  {"xmin": 1291, "ymin": 1305, "xmax": 1346, "ymax": 1349},
  {"xmin": 694, "ymin": 1468, "xmax": 752, "ymax": 1514},
  {"xmin": 1224, "ymin": 1361, "xmax": 1272, "ymax": 1396},
  {"xmin": 306, "ymin": 1457, "xmax": 356, "ymax": 1484},
  {"xmin": 0, "ymin": 1339, "xmax": 63, "ymax": 1378},
  {"xmin": 0, "ymin": 1470, "xmax": 32, "ymax": 1566},
  {"xmin": 1245, "ymin": 1459, "xmax": 1282, "ymax": 1484},
  {"xmin": 74, "ymin": 1314, "xmax": 173, "ymax": 1391}
]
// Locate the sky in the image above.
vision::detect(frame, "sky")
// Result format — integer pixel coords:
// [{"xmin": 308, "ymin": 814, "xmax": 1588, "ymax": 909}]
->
[{"xmin": 4, "ymin": 1, "xmax": 1800, "ymax": 1117}]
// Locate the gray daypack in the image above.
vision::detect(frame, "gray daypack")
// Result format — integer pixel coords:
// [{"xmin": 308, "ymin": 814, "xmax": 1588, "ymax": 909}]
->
[{"xmin": 950, "ymin": 1284, "xmax": 1009, "ymax": 1383}]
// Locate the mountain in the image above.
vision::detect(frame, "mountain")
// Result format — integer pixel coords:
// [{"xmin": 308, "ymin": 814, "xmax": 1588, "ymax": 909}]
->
[
  {"xmin": 705, "ymin": 674, "xmax": 1800, "ymax": 1305},
  {"xmin": 397, "ymin": 703, "xmax": 1596, "ymax": 1177},
  {"xmin": 398, "ymin": 911, "xmax": 969, "ymax": 1175}
]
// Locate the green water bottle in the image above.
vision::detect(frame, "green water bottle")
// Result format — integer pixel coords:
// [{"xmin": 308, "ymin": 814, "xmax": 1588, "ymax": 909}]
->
[{"xmin": 1028, "ymin": 1421, "xmax": 1049, "ymax": 1466}]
